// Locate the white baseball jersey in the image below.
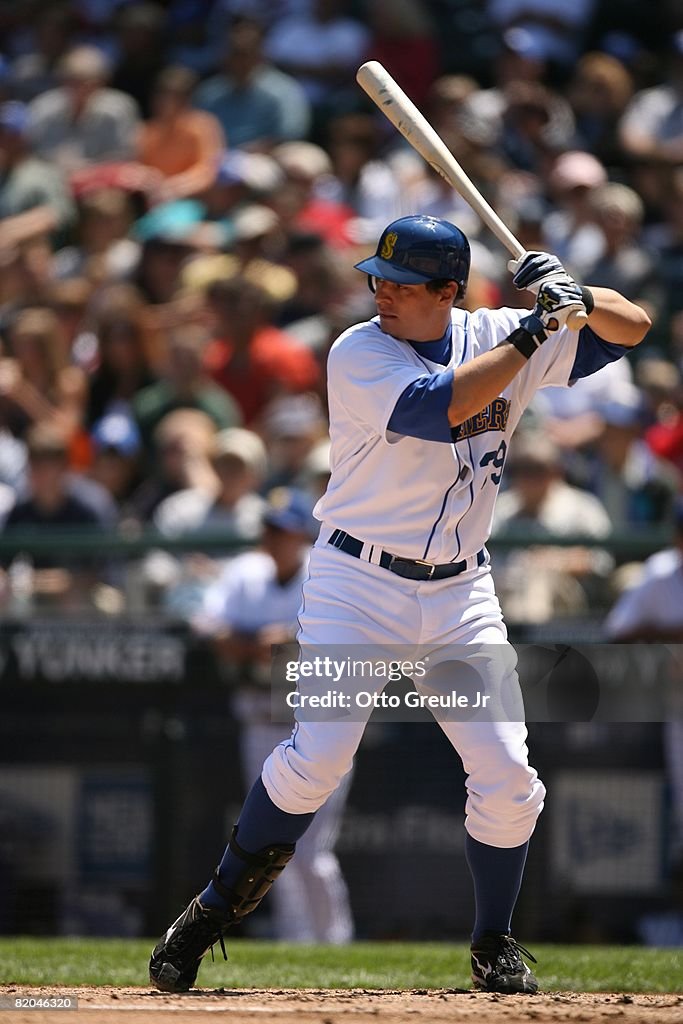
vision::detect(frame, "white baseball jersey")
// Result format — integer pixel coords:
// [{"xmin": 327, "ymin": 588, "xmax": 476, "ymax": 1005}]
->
[{"xmin": 314, "ymin": 307, "xmax": 584, "ymax": 562}]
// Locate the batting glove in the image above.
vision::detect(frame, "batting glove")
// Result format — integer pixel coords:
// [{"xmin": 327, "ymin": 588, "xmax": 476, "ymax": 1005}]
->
[
  {"xmin": 508, "ymin": 250, "xmax": 569, "ymax": 293},
  {"xmin": 507, "ymin": 279, "xmax": 586, "ymax": 358}
]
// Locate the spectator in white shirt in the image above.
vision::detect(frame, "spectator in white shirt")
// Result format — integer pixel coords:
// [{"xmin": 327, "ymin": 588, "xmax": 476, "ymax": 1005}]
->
[{"xmin": 27, "ymin": 46, "xmax": 140, "ymax": 173}]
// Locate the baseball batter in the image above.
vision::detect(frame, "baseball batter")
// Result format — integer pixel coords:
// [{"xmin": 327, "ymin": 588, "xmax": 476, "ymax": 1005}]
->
[{"xmin": 150, "ymin": 216, "xmax": 650, "ymax": 994}]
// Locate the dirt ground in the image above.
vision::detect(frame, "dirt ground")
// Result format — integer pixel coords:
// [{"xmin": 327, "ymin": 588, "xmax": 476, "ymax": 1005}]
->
[{"xmin": 1, "ymin": 986, "xmax": 682, "ymax": 1024}]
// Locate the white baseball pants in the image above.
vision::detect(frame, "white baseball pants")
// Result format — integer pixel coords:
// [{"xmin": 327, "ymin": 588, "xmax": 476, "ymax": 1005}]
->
[{"xmin": 262, "ymin": 541, "xmax": 545, "ymax": 849}]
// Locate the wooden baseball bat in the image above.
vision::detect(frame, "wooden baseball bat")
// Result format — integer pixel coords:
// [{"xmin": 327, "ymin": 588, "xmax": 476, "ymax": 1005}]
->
[{"xmin": 356, "ymin": 60, "xmax": 587, "ymax": 331}]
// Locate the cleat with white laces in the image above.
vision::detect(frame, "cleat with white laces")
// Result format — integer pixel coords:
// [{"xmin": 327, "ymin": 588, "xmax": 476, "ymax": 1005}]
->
[{"xmin": 470, "ymin": 932, "xmax": 539, "ymax": 994}]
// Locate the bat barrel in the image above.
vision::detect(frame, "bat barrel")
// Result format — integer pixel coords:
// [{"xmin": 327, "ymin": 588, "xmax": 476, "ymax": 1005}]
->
[{"xmin": 357, "ymin": 60, "xmax": 588, "ymax": 330}]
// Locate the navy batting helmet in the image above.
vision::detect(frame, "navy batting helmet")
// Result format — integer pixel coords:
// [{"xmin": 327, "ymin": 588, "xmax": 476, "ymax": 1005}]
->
[{"xmin": 354, "ymin": 215, "xmax": 470, "ymax": 292}]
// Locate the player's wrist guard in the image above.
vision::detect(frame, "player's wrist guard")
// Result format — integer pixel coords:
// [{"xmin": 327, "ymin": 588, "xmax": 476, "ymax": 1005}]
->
[
  {"xmin": 580, "ymin": 286, "xmax": 594, "ymax": 315},
  {"xmin": 506, "ymin": 314, "xmax": 548, "ymax": 359}
]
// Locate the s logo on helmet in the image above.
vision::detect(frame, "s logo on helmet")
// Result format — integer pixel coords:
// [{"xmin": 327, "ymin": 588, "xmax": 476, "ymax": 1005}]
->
[{"xmin": 381, "ymin": 232, "xmax": 398, "ymax": 259}]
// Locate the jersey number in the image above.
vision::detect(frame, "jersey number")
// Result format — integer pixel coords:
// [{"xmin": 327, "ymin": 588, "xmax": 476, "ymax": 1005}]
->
[{"xmin": 480, "ymin": 440, "xmax": 507, "ymax": 485}]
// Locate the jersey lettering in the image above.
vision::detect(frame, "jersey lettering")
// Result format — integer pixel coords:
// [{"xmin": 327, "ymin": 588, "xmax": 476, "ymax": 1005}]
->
[
  {"xmin": 451, "ymin": 397, "xmax": 511, "ymax": 442},
  {"xmin": 480, "ymin": 439, "xmax": 508, "ymax": 485}
]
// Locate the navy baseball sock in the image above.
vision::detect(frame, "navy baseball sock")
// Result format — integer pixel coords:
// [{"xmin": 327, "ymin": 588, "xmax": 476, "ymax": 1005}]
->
[
  {"xmin": 465, "ymin": 834, "xmax": 529, "ymax": 942},
  {"xmin": 200, "ymin": 777, "xmax": 315, "ymax": 911}
]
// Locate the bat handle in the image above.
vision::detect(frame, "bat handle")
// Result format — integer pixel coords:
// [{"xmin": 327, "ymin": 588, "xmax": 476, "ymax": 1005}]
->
[{"xmin": 567, "ymin": 309, "xmax": 588, "ymax": 331}]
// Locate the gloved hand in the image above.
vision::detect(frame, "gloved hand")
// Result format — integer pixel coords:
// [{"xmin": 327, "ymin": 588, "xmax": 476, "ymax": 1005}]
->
[
  {"xmin": 508, "ymin": 278, "xmax": 586, "ymax": 358},
  {"xmin": 530, "ymin": 278, "xmax": 585, "ymax": 333},
  {"xmin": 508, "ymin": 250, "xmax": 569, "ymax": 293}
]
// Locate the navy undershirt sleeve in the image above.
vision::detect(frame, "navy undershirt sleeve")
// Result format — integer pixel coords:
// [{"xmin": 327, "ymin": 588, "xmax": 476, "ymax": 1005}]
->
[
  {"xmin": 388, "ymin": 369, "xmax": 455, "ymax": 442},
  {"xmin": 570, "ymin": 324, "xmax": 631, "ymax": 381},
  {"xmin": 388, "ymin": 324, "xmax": 630, "ymax": 441}
]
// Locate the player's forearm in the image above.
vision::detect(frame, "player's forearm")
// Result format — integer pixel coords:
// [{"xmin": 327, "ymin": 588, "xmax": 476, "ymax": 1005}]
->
[
  {"xmin": 447, "ymin": 343, "xmax": 526, "ymax": 427},
  {"xmin": 582, "ymin": 287, "xmax": 651, "ymax": 347}
]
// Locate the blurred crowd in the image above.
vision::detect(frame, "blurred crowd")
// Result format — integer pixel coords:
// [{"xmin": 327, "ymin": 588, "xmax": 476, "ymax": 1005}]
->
[{"xmin": 0, "ymin": 0, "xmax": 682, "ymax": 626}]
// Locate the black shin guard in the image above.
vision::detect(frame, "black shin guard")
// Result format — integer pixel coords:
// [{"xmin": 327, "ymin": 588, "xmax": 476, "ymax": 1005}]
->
[{"xmin": 211, "ymin": 826, "xmax": 295, "ymax": 922}]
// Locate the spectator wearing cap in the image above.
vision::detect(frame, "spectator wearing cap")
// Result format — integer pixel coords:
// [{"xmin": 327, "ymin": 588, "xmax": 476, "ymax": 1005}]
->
[
  {"xmin": 132, "ymin": 200, "xmax": 207, "ymax": 304},
  {"xmin": 136, "ymin": 66, "xmax": 226, "ymax": 206},
  {"xmin": 201, "ymin": 151, "xmax": 254, "ymax": 230},
  {"xmin": 0, "ymin": 418, "xmax": 119, "ymax": 607},
  {"xmin": 271, "ymin": 142, "xmax": 355, "ymax": 249},
  {"xmin": 260, "ymin": 394, "xmax": 327, "ymax": 491},
  {"xmin": 27, "ymin": 45, "xmax": 140, "ymax": 173},
  {"xmin": 0, "ymin": 101, "xmax": 75, "ymax": 238},
  {"xmin": 194, "ymin": 20, "xmax": 311, "ymax": 150},
  {"xmin": 231, "ymin": 204, "xmax": 287, "ymax": 266},
  {"xmin": 567, "ymin": 52, "xmax": 634, "ymax": 167},
  {"xmin": 88, "ymin": 409, "xmax": 143, "ymax": 508},
  {"xmin": 494, "ymin": 432, "xmax": 612, "ymax": 539},
  {"xmin": 589, "ymin": 183, "xmax": 663, "ymax": 327},
  {"xmin": 485, "ymin": 0, "xmax": 596, "ymax": 69},
  {"xmin": 498, "ymin": 80, "xmax": 577, "ymax": 175},
  {"xmin": 581, "ymin": 386, "xmax": 680, "ymax": 527},
  {"xmin": 491, "ymin": 430, "xmax": 613, "ymax": 623},
  {"xmin": 189, "ymin": 151, "xmax": 281, "ymax": 253},
  {"xmin": 203, "ymin": 275, "xmax": 320, "ymax": 426},
  {"xmin": 2, "ymin": 421, "xmax": 109, "ymax": 552},
  {"xmin": 192, "ymin": 484, "xmax": 354, "ymax": 943},
  {"xmin": 582, "ymin": 183, "xmax": 663, "ymax": 321},
  {"xmin": 318, "ymin": 113, "xmax": 404, "ymax": 244},
  {"xmin": 458, "ymin": 27, "xmax": 574, "ymax": 158},
  {"xmin": 140, "ymin": 425, "xmax": 267, "ymax": 615},
  {"xmin": 53, "ymin": 187, "xmax": 139, "ymax": 283},
  {"xmin": 132, "ymin": 323, "xmax": 242, "ymax": 454},
  {"xmin": 126, "ymin": 407, "xmax": 219, "ymax": 523},
  {"xmin": 154, "ymin": 426, "xmax": 267, "ymax": 544},
  {"xmin": 265, "ymin": 0, "xmax": 370, "ymax": 113},
  {"xmin": 619, "ymin": 32, "xmax": 683, "ymax": 165},
  {"xmin": 542, "ymin": 150, "xmax": 608, "ymax": 280}
]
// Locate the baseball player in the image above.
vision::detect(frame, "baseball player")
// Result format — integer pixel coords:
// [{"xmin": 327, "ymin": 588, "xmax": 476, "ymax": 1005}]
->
[{"xmin": 150, "ymin": 215, "xmax": 650, "ymax": 994}]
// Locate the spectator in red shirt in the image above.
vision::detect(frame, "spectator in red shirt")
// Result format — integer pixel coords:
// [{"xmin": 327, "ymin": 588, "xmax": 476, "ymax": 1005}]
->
[
  {"xmin": 203, "ymin": 274, "xmax": 320, "ymax": 426},
  {"xmin": 366, "ymin": 0, "xmax": 441, "ymax": 109},
  {"xmin": 272, "ymin": 141, "xmax": 355, "ymax": 249}
]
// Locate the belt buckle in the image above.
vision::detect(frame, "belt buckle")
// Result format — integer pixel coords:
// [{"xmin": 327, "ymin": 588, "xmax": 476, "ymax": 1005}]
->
[
  {"xmin": 388, "ymin": 556, "xmax": 436, "ymax": 580},
  {"xmin": 414, "ymin": 559, "xmax": 436, "ymax": 579}
]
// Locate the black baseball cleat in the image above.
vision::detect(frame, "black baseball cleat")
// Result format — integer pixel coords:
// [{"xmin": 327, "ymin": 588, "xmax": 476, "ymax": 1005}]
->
[
  {"xmin": 470, "ymin": 932, "xmax": 539, "ymax": 994},
  {"xmin": 149, "ymin": 896, "xmax": 232, "ymax": 993}
]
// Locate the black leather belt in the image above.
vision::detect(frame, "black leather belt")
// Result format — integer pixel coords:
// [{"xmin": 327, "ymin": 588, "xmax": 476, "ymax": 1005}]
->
[{"xmin": 328, "ymin": 529, "xmax": 486, "ymax": 581}]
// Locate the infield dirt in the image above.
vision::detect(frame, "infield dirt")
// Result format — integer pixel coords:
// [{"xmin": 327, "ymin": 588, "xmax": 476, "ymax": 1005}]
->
[{"xmin": 1, "ymin": 985, "xmax": 682, "ymax": 1024}]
